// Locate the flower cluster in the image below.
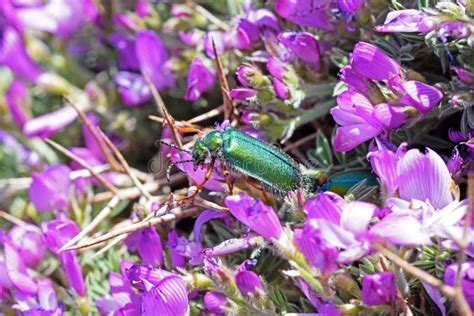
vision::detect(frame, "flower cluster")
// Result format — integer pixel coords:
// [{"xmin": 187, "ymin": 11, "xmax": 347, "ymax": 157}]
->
[{"xmin": 0, "ymin": 0, "xmax": 473, "ymax": 315}]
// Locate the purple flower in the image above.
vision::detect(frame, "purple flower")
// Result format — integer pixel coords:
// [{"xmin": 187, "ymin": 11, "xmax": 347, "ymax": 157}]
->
[
  {"xmin": 29, "ymin": 164, "xmax": 71, "ymax": 213},
  {"xmin": 272, "ymin": 78, "xmax": 289, "ymax": 99},
  {"xmin": 274, "ymin": 0, "xmax": 335, "ymax": 31},
  {"xmin": 184, "ymin": 57, "xmax": 215, "ymax": 101},
  {"xmin": 135, "ymin": 30, "xmax": 175, "ymax": 91},
  {"xmin": 454, "ymin": 67, "xmax": 474, "ymax": 84},
  {"xmin": 304, "ymin": 193, "xmax": 378, "ymax": 263},
  {"xmin": 444, "ymin": 262, "xmax": 474, "ymax": 310},
  {"xmin": 338, "ymin": 0, "xmax": 363, "ymax": 14},
  {"xmin": 6, "ymin": 79, "xmax": 28, "ymax": 128},
  {"xmin": 125, "ymin": 264, "xmax": 189, "ymax": 315},
  {"xmin": 42, "ymin": 214, "xmax": 86, "ymax": 296},
  {"xmin": 114, "ymin": 71, "xmax": 152, "ymax": 107},
  {"xmin": 125, "ymin": 228, "xmax": 164, "ymax": 267},
  {"xmin": 238, "ymin": 18, "xmax": 260, "ymax": 43},
  {"xmin": 369, "ymin": 145, "xmax": 468, "ymax": 246},
  {"xmin": 294, "ymin": 221, "xmax": 339, "ymax": 274},
  {"xmin": 351, "ymin": 42, "xmax": 401, "ymax": 81},
  {"xmin": 14, "ymin": 0, "xmax": 97, "ymax": 38},
  {"xmin": 398, "ymin": 81, "xmax": 443, "ymax": 114},
  {"xmin": 178, "ymin": 30, "xmax": 203, "ymax": 46},
  {"xmin": 194, "ymin": 210, "xmax": 231, "ymax": 243},
  {"xmin": 267, "ymin": 57, "xmax": 286, "ymax": 80},
  {"xmin": 23, "ymin": 106, "xmax": 78, "ymax": 138},
  {"xmin": 8, "ymin": 225, "xmax": 45, "ymax": 268},
  {"xmin": 230, "ymin": 88, "xmax": 258, "ymax": 100},
  {"xmin": 203, "ymin": 31, "xmax": 226, "ymax": 58},
  {"xmin": 204, "ymin": 291, "xmax": 228, "ymax": 314},
  {"xmin": 109, "ymin": 33, "xmax": 140, "ymax": 71},
  {"xmin": 2, "ymin": 237, "xmax": 38, "ymax": 295},
  {"xmin": 166, "ymin": 229, "xmax": 187, "ymax": 268},
  {"xmin": 235, "ymin": 270, "xmax": 263, "ymax": 296},
  {"xmin": 225, "ymin": 192, "xmax": 283, "ymax": 240},
  {"xmin": 373, "ymin": 103, "xmax": 407, "ymax": 129},
  {"xmin": 331, "ymin": 91, "xmax": 382, "ymax": 151},
  {"xmin": 375, "ymin": 10, "xmax": 436, "ymax": 33},
  {"xmin": 438, "ymin": 21, "xmax": 470, "ymax": 39},
  {"xmin": 278, "ymin": 31, "xmax": 321, "ymax": 70},
  {"xmin": 96, "ymin": 263, "xmax": 141, "ymax": 315},
  {"xmin": 362, "ymin": 272, "xmax": 397, "ymax": 306},
  {"xmin": 338, "ymin": 65, "xmax": 370, "ymax": 95},
  {"xmin": 246, "ymin": 8, "xmax": 280, "ymax": 33},
  {"xmin": 0, "ymin": 27, "xmax": 44, "ymax": 82}
]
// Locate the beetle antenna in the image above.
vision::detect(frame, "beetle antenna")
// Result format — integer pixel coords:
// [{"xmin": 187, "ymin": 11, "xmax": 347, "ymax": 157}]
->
[
  {"xmin": 166, "ymin": 159, "xmax": 194, "ymax": 182},
  {"xmin": 157, "ymin": 140, "xmax": 192, "ymax": 154}
]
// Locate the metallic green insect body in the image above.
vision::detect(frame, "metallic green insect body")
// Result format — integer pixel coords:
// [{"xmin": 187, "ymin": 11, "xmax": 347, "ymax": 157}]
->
[
  {"xmin": 320, "ymin": 170, "xmax": 378, "ymax": 196},
  {"xmin": 192, "ymin": 126, "xmax": 312, "ymax": 195}
]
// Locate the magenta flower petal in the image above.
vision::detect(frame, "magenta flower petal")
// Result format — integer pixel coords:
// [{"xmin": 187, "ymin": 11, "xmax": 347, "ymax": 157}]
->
[
  {"xmin": 333, "ymin": 124, "xmax": 381, "ymax": 152},
  {"xmin": 369, "ymin": 214, "xmax": 432, "ymax": 245},
  {"xmin": 338, "ymin": 0, "xmax": 363, "ymax": 13},
  {"xmin": 367, "ymin": 147, "xmax": 398, "ymax": 196},
  {"xmin": 225, "ymin": 192, "xmax": 283, "ymax": 240},
  {"xmin": 274, "ymin": 0, "xmax": 335, "ymax": 31},
  {"xmin": 444, "ymin": 262, "xmax": 474, "ymax": 310},
  {"xmin": 230, "ymin": 88, "xmax": 258, "ymax": 100},
  {"xmin": 0, "ymin": 27, "xmax": 44, "ymax": 82},
  {"xmin": 6, "ymin": 80, "xmax": 28, "ymax": 128},
  {"xmin": 204, "ymin": 291, "xmax": 228, "ymax": 315},
  {"xmin": 351, "ymin": 42, "xmax": 401, "ymax": 81},
  {"xmin": 338, "ymin": 65, "xmax": 369, "ymax": 95},
  {"xmin": 278, "ymin": 31, "xmax": 321, "ymax": 70},
  {"xmin": 3, "ymin": 238, "xmax": 38, "ymax": 295},
  {"xmin": 304, "ymin": 192, "xmax": 345, "ymax": 224},
  {"xmin": 135, "ymin": 30, "xmax": 175, "ymax": 91},
  {"xmin": 8, "ymin": 224, "xmax": 45, "ymax": 268},
  {"xmin": 114, "ymin": 71, "xmax": 151, "ymax": 107},
  {"xmin": 373, "ymin": 103, "xmax": 407, "ymax": 129},
  {"xmin": 23, "ymin": 106, "xmax": 78, "ymax": 139},
  {"xmin": 42, "ymin": 215, "xmax": 86, "ymax": 296},
  {"xmin": 340, "ymin": 201, "xmax": 377, "ymax": 235},
  {"xmin": 140, "ymin": 274, "xmax": 188, "ymax": 316},
  {"xmin": 16, "ymin": 0, "xmax": 97, "ymax": 38},
  {"xmin": 37, "ymin": 278, "xmax": 59, "ymax": 312},
  {"xmin": 294, "ymin": 222, "xmax": 339, "ymax": 274},
  {"xmin": 398, "ymin": 81, "xmax": 443, "ymax": 114},
  {"xmin": 29, "ymin": 164, "xmax": 71, "ymax": 213},
  {"xmin": 137, "ymin": 228, "xmax": 164, "ymax": 267},
  {"xmin": 375, "ymin": 9, "xmax": 436, "ymax": 33},
  {"xmin": 267, "ymin": 57, "xmax": 286, "ymax": 80},
  {"xmin": 166, "ymin": 229, "xmax": 187, "ymax": 268},
  {"xmin": 272, "ymin": 78, "xmax": 289, "ymax": 99},
  {"xmin": 421, "ymin": 281, "xmax": 446, "ymax": 316},
  {"xmin": 235, "ymin": 270, "xmax": 263, "ymax": 296},
  {"xmin": 109, "ymin": 33, "xmax": 140, "ymax": 71},
  {"xmin": 194, "ymin": 210, "xmax": 230, "ymax": 243},
  {"xmin": 362, "ymin": 272, "xmax": 397, "ymax": 306},
  {"xmin": 397, "ymin": 148, "xmax": 454, "ymax": 209},
  {"xmin": 184, "ymin": 57, "xmax": 215, "ymax": 101}
]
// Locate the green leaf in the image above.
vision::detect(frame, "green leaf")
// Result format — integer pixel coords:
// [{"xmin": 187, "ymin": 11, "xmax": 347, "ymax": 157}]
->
[{"xmin": 269, "ymin": 286, "xmax": 289, "ymax": 313}]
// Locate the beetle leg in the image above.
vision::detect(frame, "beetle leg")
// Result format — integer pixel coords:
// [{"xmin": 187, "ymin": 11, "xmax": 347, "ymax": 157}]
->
[
  {"xmin": 245, "ymin": 177, "xmax": 270, "ymax": 204},
  {"xmin": 177, "ymin": 159, "xmax": 216, "ymax": 205},
  {"xmin": 221, "ymin": 163, "xmax": 233, "ymax": 194},
  {"xmin": 176, "ymin": 127, "xmax": 204, "ymax": 135}
]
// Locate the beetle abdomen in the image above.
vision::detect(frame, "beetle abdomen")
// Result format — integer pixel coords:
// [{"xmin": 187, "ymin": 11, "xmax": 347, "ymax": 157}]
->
[{"xmin": 221, "ymin": 127, "xmax": 302, "ymax": 194}]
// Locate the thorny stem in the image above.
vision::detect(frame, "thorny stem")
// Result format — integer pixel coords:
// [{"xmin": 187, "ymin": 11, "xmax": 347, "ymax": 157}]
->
[
  {"xmin": 98, "ymin": 129, "xmax": 154, "ymax": 201},
  {"xmin": 60, "ymin": 207, "xmax": 201, "ymax": 251},
  {"xmin": 65, "ymin": 95, "xmax": 122, "ymax": 172},
  {"xmin": 211, "ymin": 39, "xmax": 235, "ymax": 121},
  {"xmin": 45, "ymin": 139, "xmax": 120, "ymax": 195},
  {"xmin": 373, "ymin": 244, "xmax": 472, "ymax": 315},
  {"xmin": 0, "ymin": 210, "xmax": 28, "ymax": 227},
  {"xmin": 59, "ymin": 195, "xmax": 121, "ymax": 252},
  {"xmin": 143, "ymin": 73, "xmax": 184, "ymax": 148}
]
